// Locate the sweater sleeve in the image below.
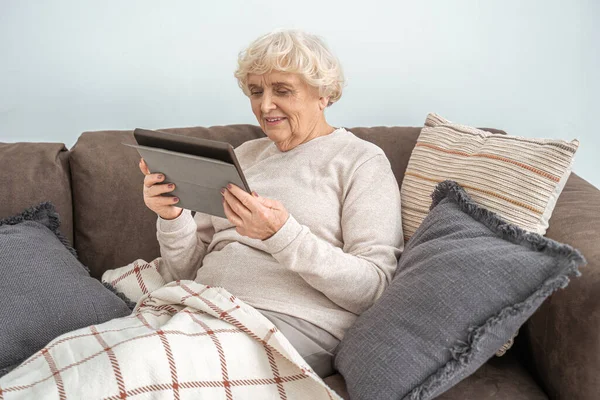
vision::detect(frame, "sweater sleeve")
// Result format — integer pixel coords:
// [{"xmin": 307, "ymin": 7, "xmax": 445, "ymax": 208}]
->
[
  {"xmin": 261, "ymin": 154, "xmax": 404, "ymax": 315},
  {"xmin": 156, "ymin": 209, "xmax": 215, "ymax": 282}
]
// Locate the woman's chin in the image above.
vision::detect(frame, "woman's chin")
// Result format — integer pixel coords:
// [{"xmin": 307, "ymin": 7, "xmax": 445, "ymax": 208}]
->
[{"xmin": 264, "ymin": 129, "xmax": 289, "ymax": 142}]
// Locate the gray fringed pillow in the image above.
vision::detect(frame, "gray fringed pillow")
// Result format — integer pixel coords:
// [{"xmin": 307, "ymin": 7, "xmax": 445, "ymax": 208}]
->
[
  {"xmin": 0, "ymin": 202, "xmax": 132, "ymax": 377},
  {"xmin": 335, "ymin": 180, "xmax": 586, "ymax": 400}
]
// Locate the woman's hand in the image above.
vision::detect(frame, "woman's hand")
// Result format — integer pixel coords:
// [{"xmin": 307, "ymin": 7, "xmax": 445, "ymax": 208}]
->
[
  {"xmin": 222, "ymin": 184, "xmax": 289, "ymax": 240},
  {"xmin": 139, "ymin": 158, "xmax": 183, "ymax": 220}
]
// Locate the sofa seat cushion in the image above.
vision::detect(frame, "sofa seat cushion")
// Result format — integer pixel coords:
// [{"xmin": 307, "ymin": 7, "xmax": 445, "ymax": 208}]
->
[
  {"xmin": 438, "ymin": 352, "xmax": 548, "ymax": 400},
  {"xmin": 325, "ymin": 352, "xmax": 548, "ymax": 400}
]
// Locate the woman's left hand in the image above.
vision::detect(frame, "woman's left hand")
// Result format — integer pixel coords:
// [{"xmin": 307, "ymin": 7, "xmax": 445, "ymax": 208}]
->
[{"xmin": 222, "ymin": 184, "xmax": 289, "ymax": 240}]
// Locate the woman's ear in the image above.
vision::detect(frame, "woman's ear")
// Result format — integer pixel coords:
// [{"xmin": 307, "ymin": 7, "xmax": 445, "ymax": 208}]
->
[{"xmin": 319, "ymin": 96, "xmax": 330, "ymax": 110}]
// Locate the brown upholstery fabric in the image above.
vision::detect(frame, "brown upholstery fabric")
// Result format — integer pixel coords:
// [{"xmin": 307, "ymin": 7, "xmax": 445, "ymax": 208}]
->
[
  {"xmin": 322, "ymin": 374, "xmax": 349, "ymax": 399},
  {"xmin": 525, "ymin": 173, "xmax": 600, "ymax": 399},
  {"xmin": 438, "ymin": 352, "xmax": 548, "ymax": 400},
  {"xmin": 69, "ymin": 123, "xmax": 502, "ymax": 278},
  {"xmin": 0, "ymin": 142, "xmax": 73, "ymax": 244},
  {"xmin": 325, "ymin": 351, "xmax": 547, "ymax": 400},
  {"xmin": 69, "ymin": 125, "xmax": 265, "ymax": 278}
]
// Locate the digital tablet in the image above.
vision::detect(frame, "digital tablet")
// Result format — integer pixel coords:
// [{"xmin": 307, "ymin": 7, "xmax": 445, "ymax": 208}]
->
[{"xmin": 124, "ymin": 128, "xmax": 251, "ymax": 218}]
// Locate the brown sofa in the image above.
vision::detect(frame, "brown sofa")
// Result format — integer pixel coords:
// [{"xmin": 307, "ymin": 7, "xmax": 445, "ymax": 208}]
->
[{"xmin": 1, "ymin": 124, "xmax": 599, "ymax": 399}]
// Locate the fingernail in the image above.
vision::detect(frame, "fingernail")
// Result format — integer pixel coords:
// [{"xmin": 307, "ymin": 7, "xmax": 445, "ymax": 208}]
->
[
  {"xmin": 227, "ymin": 183, "xmax": 233, "ymax": 189},
  {"xmin": 220, "ymin": 188, "xmax": 226, "ymax": 195},
  {"xmin": 158, "ymin": 174, "xmax": 164, "ymax": 180},
  {"xmin": 168, "ymin": 183, "xmax": 174, "ymax": 189},
  {"xmin": 252, "ymin": 191, "xmax": 259, "ymax": 197},
  {"xmin": 173, "ymin": 197, "xmax": 179, "ymax": 202}
]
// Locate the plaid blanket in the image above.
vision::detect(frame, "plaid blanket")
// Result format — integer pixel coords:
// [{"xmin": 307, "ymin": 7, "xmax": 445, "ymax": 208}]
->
[{"xmin": 0, "ymin": 258, "xmax": 342, "ymax": 399}]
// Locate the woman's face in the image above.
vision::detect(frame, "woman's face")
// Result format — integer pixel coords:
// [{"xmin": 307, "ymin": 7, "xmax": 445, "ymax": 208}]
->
[{"xmin": 247, "ymin": 71, "xmax": 329, "ymax": 152}]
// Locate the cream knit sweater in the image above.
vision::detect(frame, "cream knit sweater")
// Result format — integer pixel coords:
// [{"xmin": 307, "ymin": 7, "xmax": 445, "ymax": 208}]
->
[{"xmin": 156, "ymin": 128, "xmax": 404, "ymax": 339}]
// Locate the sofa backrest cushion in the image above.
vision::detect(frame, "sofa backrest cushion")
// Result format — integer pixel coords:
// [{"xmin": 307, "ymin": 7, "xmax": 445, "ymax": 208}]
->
[
  {"xmin": 346, "ymin": 126, "xmax": 422, "ymax": 184},
  {"xmin": 0, "ymin": 142, "xmax": 73, "ymax": 244},
  {"xmin": 68, "ymin": 123, "xmax": 500, "ymax": 278}
]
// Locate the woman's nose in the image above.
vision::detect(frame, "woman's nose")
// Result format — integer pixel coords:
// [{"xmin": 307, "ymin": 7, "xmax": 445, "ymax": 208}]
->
[{"xmin": 260, "ymin": 92, "xmax": 276, "ymax": 113}]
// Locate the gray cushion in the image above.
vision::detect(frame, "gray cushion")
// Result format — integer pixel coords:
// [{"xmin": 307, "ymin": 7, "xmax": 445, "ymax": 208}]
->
[
  {"xmin": 0, "ymin": 202, "xmax": 132, "ymax": 377},
  {"xmin": 334, "ymin": 180, "xmax": 586, "ymax": 400}
]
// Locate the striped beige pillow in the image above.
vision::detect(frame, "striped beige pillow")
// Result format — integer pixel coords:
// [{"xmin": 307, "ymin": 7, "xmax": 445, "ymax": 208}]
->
[{"xmin": 401, "ymin": 113, "xmax": 579, "ymax": 241}]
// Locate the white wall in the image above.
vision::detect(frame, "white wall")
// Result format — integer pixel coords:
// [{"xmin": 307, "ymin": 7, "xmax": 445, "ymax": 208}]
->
[{"xmin": 1, "ymin": 0, "xmax": 598, "ymax": 188}]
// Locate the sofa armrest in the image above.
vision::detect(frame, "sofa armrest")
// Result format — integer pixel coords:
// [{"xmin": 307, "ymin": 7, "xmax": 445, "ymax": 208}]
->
[{"xmin": 524, "ymin": 173, "xmax": 600, "ymax": 399}]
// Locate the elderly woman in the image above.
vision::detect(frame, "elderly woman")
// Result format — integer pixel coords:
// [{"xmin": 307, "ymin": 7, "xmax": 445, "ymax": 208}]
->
[{"xmin": 139, "ymin": 29, "xmax": 403, "ymax": 377}]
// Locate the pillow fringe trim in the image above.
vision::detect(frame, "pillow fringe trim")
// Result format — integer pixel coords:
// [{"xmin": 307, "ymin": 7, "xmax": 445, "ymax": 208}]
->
[
  {"xmin": 406, "ymin": 181, "xmax": 587, "ymax": 400},
  {"xmin": 0, "ymin": 202, "xmax": 83, "ymax": 265},
  {"xmin": 406, "ymin": 270, "xmax": 578, "ymax": 399},
  {"xmin": 102, "ymin": 282, "xmax": 137, "ymax": 311},
  {"xmin": 430, "ymin": 180, "xmax": 585, "ymax": 261}
]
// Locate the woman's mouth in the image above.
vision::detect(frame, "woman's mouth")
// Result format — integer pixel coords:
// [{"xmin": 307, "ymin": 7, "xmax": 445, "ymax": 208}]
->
[{"xmin": 265, "ymin": 117, "xmax": 286, "ymax": 126}]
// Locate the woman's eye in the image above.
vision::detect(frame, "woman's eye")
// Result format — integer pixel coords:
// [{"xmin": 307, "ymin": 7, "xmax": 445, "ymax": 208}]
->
[
  {"xmin": 276, "ymin": 90, "xmax": 290, "ymax": 95},
  {"xmin": 250, "ymin": 91, "xmax": 263, "ymax": 96}
]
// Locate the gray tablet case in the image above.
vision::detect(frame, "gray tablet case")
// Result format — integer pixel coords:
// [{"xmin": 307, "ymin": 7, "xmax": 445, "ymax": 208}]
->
[{"xmin": 125, "ymin": 143, "xmax": 247, "ymax": 218}]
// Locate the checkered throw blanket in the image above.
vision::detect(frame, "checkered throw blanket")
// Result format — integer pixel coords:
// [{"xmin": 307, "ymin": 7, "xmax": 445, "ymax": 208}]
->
[{"xmin": 0, "ymin": 258, "xmax": 342, "ymax": 400}]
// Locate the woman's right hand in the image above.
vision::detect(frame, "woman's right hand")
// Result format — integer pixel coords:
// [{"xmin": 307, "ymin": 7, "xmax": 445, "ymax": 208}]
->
[{"xmin": 139, "ymin": 158, "xmax": 183, "ymax": 220}]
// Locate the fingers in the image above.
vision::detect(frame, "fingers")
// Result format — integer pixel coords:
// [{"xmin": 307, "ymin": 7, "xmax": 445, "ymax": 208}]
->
[
  {"xmin": 143, "ymin": 172, "xmax": 168, "ymax": 191},
  {"xmin": 221, "ymin": 186, "xmax": 289, "ymax": 240},
  {"xmin": 222, "ymin": 186, "xmax": 252, "ymax": 219},
  {"xmin": 146, "ymin": 187, "xmax": 179, "ymax": 206},
  {"xmin": 140, "ymin": 161, "xmax": 175, "ymax": 197},
  {"xmin": 139, "ymin": 158, "xmax": 164, "ymax": 188},
  {"xmin": 139, "ymin": 159, "xmax": 174, "ymax": 203},
  {"xmin": 223, "ymin": 198, "xmax": 243, "ymax": 226},
  {"xmin": 138, "ymin": 157, "xmax": 181, "ymax": 218},
  {"xmin": 146, "ymin": 182, "xmax": 176, "ymax": 198},
  {"xmin": 139, "ymin": 158, "xmax": 150, "ymax": 175},
  {"xmin": 255, "ymin": 195, "xmax": 278, "ymax": 209},
  {"xmin": 154, "ymin": 194, "xmax": 180, "ymax": 206},
  {"xmin": 224, "ymin": 184, "xmax": 259, "ymax": 212}
]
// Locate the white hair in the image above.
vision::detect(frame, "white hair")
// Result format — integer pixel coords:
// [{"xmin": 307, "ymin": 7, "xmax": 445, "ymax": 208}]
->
[{"xmin": 234, "ymin": 29, "xmax": 345, "ymax": 106}]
